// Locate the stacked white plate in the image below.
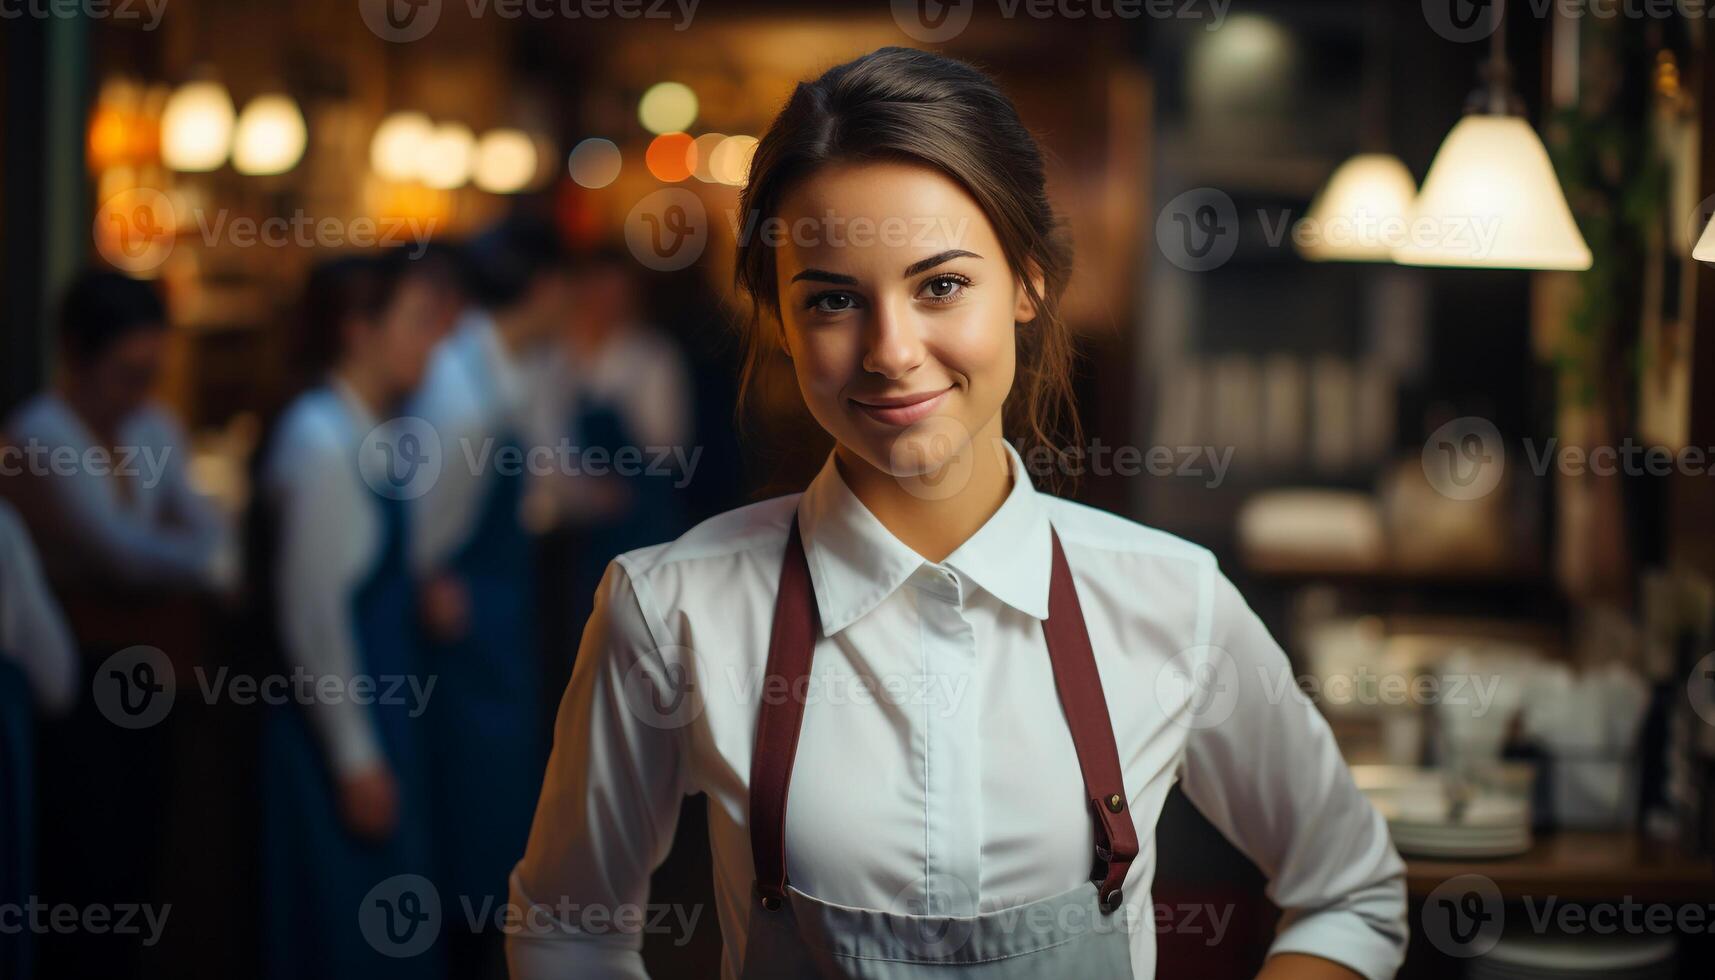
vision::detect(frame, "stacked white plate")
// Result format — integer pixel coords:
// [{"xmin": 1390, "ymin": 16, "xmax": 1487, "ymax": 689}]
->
[
  {"xmin": 1355, "ymin": 766, "xmax": 1533, "ymax": 859},
  {"xmin": 1468, "ymin": 933, "xmax": 1677, "ymax": 980}
]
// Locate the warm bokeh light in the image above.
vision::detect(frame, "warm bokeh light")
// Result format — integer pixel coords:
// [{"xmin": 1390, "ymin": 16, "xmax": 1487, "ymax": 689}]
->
[
  {"xmin": 690, "ymin": 133, "xmax": 725, "ymax": 183},
  {"xmin": 87, "ymin": 77, "xmax": 159, "ymax": 173},
  {"xmin": 370, "ymin": 111, "xmax": 433, "ymax": 182},
  {"xmin": 160, "ymin": 79, "xmax": 235, "ymax": 172},
  {"xmin": 638, "ymin": 81, "xmax": 698, "ymax": 135},
  {"xmin": 645, "ymin": 132, "xmax": 694, "ymax": 182},
  {"xmin": 568, "ymin": 137, "xmax": 622, "ymax": 188},
  {"xmin": 418, "ymin": 121, "xmax": 475, "ymax": 190},
  {"xmin": 708, "ymin": 134, "xmax": 758, "ymax": 186},
  {"xmin": 232, "ymin": 94, "xmax": 307, "ymax": 176},
  {"xmin": 473, "ymin": 128, "xmax": 538, "ymax": 193}
]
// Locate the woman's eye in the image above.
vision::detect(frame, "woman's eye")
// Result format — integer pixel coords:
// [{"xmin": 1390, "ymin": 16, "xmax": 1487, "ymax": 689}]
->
[
  {"xmin": 920, "ymin": 274, "xmax": 970, "ymax": 304},
  {"xmin": 808, "ymin": 292, "xmax": 859, "ymax": 314}
]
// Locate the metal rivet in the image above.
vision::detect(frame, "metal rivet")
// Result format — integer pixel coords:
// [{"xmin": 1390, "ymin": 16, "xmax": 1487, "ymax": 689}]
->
[
  {"xmin": 1102, "ymin": 889, "xmax": 1122, "ymax": 911},
  {"xmin": 761, "ymin": 895, "xmax": 781, "ymax": 911},
  {"xmin": 1106, "ymin": 793, "xmax": 1124, "ymax": 813}
]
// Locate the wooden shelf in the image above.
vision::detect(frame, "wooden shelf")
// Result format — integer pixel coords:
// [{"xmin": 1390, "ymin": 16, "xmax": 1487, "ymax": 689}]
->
[{"xmin": 1405, "ymin": 831, "xmax": 1715, "ymax": 904}]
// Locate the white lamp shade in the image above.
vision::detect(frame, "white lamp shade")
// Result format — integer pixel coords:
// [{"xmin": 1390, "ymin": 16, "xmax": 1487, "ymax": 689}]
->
[
  {"xmin": 1298, "ymin": 153, "xmax": 1418, "ymax": 262},
  {"xmin": 473, "ymin": 129, "xmax": 537, "ymax": 194},
  {"xmin": 232, "ymin": 95, "xmax": 307, "ymax": 176},
  {"xmin": 161, "ymin": 80, "xmax": 234, "ymax": 172},
  {"xmin": 1394, "ymin": 115, "xmax": 1591, "ymax": 271},
  {"xmin": 1694, "ymin": 214, "xmax": 1715, "ymax": 263},
  {"xmin": 418, "ymin": 122, "xmax": 475, "ymax": 190},
  {"xmin": 371, "ymin": 112, "xmax": 432, "ymax": 182}
]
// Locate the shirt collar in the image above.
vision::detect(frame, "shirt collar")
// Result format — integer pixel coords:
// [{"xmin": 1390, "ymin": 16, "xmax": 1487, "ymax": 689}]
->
[
  {"xmin": 458, "ymin": 308, "xmax": 528, "ymax": 414},
  {"xmin": 329, "ymin": 374, "xmax": 379, "ymax": 436},
  {"xmin": 797, "ymin": 440, "xmax": 1052, "ymax": 636}
]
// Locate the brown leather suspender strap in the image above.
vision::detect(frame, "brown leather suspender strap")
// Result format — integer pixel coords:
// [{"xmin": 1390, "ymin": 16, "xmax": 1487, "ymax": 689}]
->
[
  {"xmin": 1042, "ymin": 531, "xmax": 1139, "ymax": 912},
  {"xmin": 748, "ymin": 517, "xmax": 1137, "ymax": 913},
  {"xmin": 748, "ymin": 518, "xmax": 819, "ymax": 910}
]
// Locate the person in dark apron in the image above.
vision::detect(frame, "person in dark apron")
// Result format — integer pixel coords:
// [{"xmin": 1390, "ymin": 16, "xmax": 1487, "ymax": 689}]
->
[
  {"xmin": 256, "ymin": 252, "xmax": 446, "ymax": 979},
  {"xmin": 507, "ymin": 48, "xmax": 1407, "ymax": 980},
  {"xmin": 409, "ymin": 217, "xmax": 569, "ymax": 976},
  {"xmin": 419, "ymin": 337, "xmax": 542, "ymax": 971}
]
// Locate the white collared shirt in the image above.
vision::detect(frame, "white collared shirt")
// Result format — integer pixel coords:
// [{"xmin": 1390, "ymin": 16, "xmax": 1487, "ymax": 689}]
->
[
  {"xmin": 410, "ymin": 309, "xmax": 532, "ymax": 573},
  {"xmin": 4, "ymin": 393, "xmax": 234, "ymax": 592},
  {"xmin": 509, "ymin": 443, "xmax": 1407, "ymax": 980},
  {"xmin": 263, "ymin": 380, "xmax": 389, "ymax": 775}
]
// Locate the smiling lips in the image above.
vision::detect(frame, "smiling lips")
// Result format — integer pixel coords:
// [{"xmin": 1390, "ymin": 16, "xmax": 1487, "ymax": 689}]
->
[{"xmin": 849, "ymin": 385, "xmax": 953, "ymax": 427}]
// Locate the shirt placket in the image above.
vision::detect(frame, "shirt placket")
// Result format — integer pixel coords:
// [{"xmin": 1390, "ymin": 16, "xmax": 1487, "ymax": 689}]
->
[{"xmin": 914, "ymin": 563, "xmax": 982, "ymax": 916}]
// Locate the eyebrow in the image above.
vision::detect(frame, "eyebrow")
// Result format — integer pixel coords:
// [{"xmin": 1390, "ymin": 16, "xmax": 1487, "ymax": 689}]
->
[{"xmin": 788, "ymin": 249, "xmax": 983, "ymax": 286}]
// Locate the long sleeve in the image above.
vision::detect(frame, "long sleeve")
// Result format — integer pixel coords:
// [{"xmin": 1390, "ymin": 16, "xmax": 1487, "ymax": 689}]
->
[
  {"xmin": 5, "ymin": 400, "xmax": 225, "ymax": 592},
  {"xmin": 0, "ymin": 501, "xmax": 78, "ymax": 715},
  {"xmin": 507, "ymin": 557, "xmax": 690, "ymax": 980},
  {"xmin": 1177, "ymin": 568, "xmax": 1408, "ymax": 980},
  {"xmin": 271, "ymin": 437, "xmax": 384, "ymax": 776},
  {"xmin": 149, "ymin": 412, "xmax": 238, "ymax": 592}
]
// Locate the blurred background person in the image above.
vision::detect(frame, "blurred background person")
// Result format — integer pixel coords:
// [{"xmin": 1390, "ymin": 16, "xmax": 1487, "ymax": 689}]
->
[
  {"xmin": 3, "ymin": 269, "xmax": 235, "ymax": 595},
  {"xmin": 253, "ymin": 251, "xmax": 444, "ymax": 980},
  {"xmin": 0, "ymin": 484, "xmax": 77, "ymax": 980},
  {"xmin": 409, "ymin": 216, "xmax": 570, "ymax": 977},
  {"xmin": 528, "ymin": 244, "xmax": 693, "ymax": 672}
]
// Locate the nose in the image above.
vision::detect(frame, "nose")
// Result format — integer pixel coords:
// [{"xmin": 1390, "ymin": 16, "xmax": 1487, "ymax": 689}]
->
[{"xmin": 860, "ymin": 298, "xmax": 925, "ymax": 380}]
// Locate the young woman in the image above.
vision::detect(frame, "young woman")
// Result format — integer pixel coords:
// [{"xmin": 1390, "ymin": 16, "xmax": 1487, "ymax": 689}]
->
[
  {"xmin": 257, "ymin": 252, "xmax": 444, "ymax": 979},
  {"xmin": 509, "ymin": 48, "xmax": 1407, "ymax": 980}
]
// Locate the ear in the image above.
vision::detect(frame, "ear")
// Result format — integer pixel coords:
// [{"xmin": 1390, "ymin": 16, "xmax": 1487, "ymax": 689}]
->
[{"xmin": 1013, "ymin": 261, "xmax": 1045, "ymax": 325}]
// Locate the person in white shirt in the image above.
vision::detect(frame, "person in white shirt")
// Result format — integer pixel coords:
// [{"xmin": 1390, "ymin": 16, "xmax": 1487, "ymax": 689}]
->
[
  {"xmin": 410, "ymin": 218, "xmax": 572, "ymax": 977},
  {"xmin": 4, "ymin": 269, "xmax": 234, "ymax": 594},
  {"xmin": 256, "ymin": 251, "xmax": 446, "ymax": 980},
  {"xmin": 526, "ymin": 246, "xmax": 693, "ymax": 685},
  {"xmin": 509, "ymin": 47, "xmax": 1407, "ymax": 980}
]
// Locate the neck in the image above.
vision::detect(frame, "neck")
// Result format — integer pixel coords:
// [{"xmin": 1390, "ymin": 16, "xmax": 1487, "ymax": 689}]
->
[
  {"xmin": 835, "ymin": 415, "xmax": 1014, "ymax": 564},
  {"xmin": 489, "ymin": 308, "xmax": 533, "ymax": 356},
  {"xmin": 333, "ymin": 363, "xmax": 391, "ymax": 418},
  {"xmin": 57, "ymin": 378, "xmax": 119, "ymax": 443}
]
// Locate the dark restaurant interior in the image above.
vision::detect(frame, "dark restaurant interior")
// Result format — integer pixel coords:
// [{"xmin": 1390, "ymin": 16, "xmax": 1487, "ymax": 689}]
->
[{"xmin": 2, "ymin": 0, "xmax": 1715, "ymax": 978}]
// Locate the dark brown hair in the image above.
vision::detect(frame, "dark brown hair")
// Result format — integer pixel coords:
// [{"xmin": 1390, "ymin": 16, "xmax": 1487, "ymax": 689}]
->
[{"xmin": 732, "ymin": 46, "xmax": 1080, "ymax": 492}]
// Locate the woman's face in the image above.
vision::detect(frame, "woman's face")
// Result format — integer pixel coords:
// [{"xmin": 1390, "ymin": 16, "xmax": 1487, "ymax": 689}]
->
[
  {"xmin": 773, "ymin": 160, "xmax": 1038, "ymax": 484},
  {"xmin": 369, "ymin": 275, "xmax": 442, "ymax": 399}
]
